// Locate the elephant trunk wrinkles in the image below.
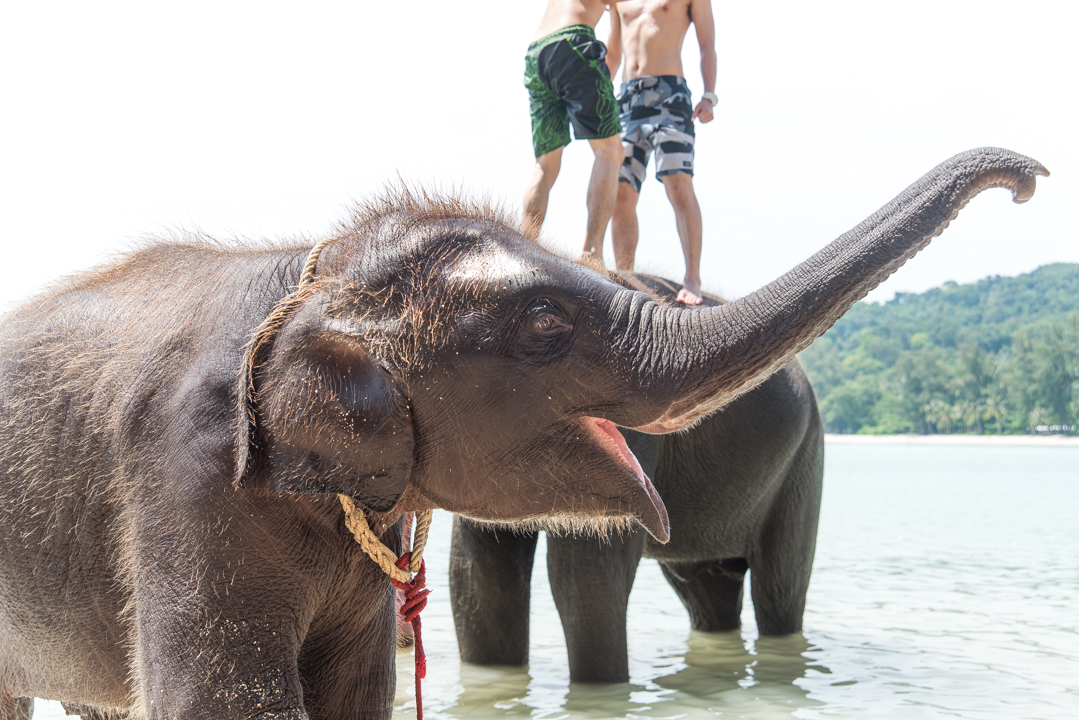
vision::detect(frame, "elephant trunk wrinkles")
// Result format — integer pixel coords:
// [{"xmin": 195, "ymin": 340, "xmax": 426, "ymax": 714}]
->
[{"xmin": 621, "ymin": 148, "xmax": 1047, "ymax": 432}]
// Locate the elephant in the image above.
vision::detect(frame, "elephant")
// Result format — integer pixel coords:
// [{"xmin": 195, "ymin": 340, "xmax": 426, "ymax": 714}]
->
[
  {"xmin": 449, "ymin": 149, "xmax": 1050, "ymax": 683},
  {"xmin": 450, "ymin": 275, "xmax": 824, "ymax": 683},
  {"xmin": 0, "ymin": 148, "xmax": 1045, "ymax": 719}
]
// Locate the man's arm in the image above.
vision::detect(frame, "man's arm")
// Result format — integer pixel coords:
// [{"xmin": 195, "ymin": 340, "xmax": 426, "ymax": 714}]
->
[
  {"xmin": 690, "ymin": 0, "xmax": 717, "ymax": 122},
  {"xmin": 605, "ymin": 3, "xmax": 622, "ymax": 80}
]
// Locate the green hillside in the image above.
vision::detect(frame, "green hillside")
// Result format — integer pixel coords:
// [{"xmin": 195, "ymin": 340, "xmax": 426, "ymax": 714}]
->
[{"xmin": 798, "ymin": 263, "xmax": 1079, "ymax": 434}]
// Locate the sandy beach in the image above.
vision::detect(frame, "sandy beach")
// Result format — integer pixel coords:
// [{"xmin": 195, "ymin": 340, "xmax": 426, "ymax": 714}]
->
[{"xmin": 825, "ymin": 433, "xmax": 1079, "ymax": 447}]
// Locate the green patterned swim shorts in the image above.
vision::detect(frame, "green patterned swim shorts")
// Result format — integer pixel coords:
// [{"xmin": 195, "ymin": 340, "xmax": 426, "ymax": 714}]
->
[{"xmin": 524, "ymin": 24, "xmax": 621, "ymax": 158}]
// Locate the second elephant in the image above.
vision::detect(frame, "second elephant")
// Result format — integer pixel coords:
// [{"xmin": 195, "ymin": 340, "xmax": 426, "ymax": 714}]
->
[{"xmin": 450, "ymin": 276, "xmax": 823, "ymax": 683}]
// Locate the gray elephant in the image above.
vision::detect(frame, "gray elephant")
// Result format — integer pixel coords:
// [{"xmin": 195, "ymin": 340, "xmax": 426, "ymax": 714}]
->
[
  {"xmin": 449, "ymin": 149, "xmax": 1050, "ymax": 683},
  {"xmin": 0, "ymin": 149, "xmax": 1046, "ymax": 719},
  {"xmin": 450, "ymin": 277, "xmax": 823, "ymax": 683}
]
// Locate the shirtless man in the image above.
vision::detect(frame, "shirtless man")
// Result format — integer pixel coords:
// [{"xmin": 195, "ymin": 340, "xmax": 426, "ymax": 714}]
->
[
  {"xmin": 523, "ymin": 1, "xmax": 625, "ymax": 266},
  {"xmin": 607, "ymin": 0, "xmax": 716, "ymax": 304}
]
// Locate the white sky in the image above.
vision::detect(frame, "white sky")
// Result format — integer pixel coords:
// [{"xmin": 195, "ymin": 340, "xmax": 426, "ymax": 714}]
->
[{"xmin": 1, "ymin": 0, "xmax": 1076, "ymax": 310}]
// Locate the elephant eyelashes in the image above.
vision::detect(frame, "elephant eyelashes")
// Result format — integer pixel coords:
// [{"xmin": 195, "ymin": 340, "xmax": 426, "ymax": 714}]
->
[{"xmin": 507, "ymin": 299, "xmax": 574, "ymax": 360}]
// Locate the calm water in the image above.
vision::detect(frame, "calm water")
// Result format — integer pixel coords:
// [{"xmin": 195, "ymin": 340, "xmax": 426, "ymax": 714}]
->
[{"xmin": 35, "ymin": 443, "xmax": 1079, "ymax": 719}]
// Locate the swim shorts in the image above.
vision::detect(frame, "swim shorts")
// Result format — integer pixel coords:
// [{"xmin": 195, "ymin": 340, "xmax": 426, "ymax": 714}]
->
[
  {"xmin": 524, "ymin": 25, "xmax": 621, "ymax": 158},
  {"xmin": 617, "ymin": 75, "xmax": 696, "ymax": 192}
]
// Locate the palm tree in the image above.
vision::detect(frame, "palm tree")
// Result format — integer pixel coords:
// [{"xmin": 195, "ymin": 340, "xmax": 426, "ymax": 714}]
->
[
  {"xmin": 924, "ymin": 399, "xmax": 952, "ymax": 434},
  {"xmin": 982, "ymin": 397, "xmax": 1007, "ymax": 434},
  {"xmin": 960, "ymin": 402, "xmax": 986, "ymax": 434}
]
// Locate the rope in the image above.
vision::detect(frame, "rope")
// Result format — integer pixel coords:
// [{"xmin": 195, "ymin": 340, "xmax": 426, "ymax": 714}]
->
[
  {"xmin": 299, "ymin": 236, "xmax": 338, "ymax": 287},
  {"xmin": 338, "ymin": 495, "xmax": 413, "ymax": 582},
  {"xmin": 293, "ymin": 235, "xmax": 433, "ymax": 719},
  {"xmin": 393, "ymin": 552, "xmax": 430, "ymax": 720},
  {"xmin": 337, "ymin": 495, "xmax": 434, "ymax": 581},
  {"xmin": 338, "ymin": 496, "xmax": 434, "ymax": 720},
  {"xmin": 410, "ymin": 510, "xmax": 432, "ymax": 574}
]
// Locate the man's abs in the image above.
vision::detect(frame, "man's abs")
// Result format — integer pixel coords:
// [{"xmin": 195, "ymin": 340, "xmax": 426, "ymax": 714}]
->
[
  {"xmin": 534, "ymin": 0, "xmax": 610, "ymax": 41},
  {"xmin": 617, "ymin": 0, "xmax": 692, "ymax": 80}
]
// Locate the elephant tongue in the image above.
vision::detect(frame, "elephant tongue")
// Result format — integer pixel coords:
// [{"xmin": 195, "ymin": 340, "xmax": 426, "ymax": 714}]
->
[
  {"xmin": 588, "ymin": 418, "xmax": 670, "ymax": 542},
  {"xmin": 593, "ymin": 418, "xmax": 646, "ymax": 477}
]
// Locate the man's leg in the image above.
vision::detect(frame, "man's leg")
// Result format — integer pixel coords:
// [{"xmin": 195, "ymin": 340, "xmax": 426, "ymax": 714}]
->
[
  {"xmin": 611, "ymin": 181, "xmax": 640, "ymax": 271},
  {"xmin": 523, "ymin": 146, "xmax": 564, "ymax": 235},
  {"xmin": 660, "ymin": 172, "xmax": 704, "ymax": 304},
  {"xmin": 580, "ymin": 134, "xmax": 623, "ymax": 267}
]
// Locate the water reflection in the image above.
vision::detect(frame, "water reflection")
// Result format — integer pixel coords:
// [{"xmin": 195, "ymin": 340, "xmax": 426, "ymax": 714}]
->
[
  {"xmin": 453, "ymin": 664, "xmax": 533, "ymax": 716},
  {"xmin": 422, "ymin": 631, "xmax": 827, "ymax": 719},
  {"xmin": 651, "ymin": 632, "xmax": 825, "ymax": 718}
]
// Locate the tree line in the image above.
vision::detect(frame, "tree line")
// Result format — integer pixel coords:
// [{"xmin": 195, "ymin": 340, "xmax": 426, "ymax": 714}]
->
[{"xmin": 798, "ymin": 263, "xmax": 1079, "ymax": 434}]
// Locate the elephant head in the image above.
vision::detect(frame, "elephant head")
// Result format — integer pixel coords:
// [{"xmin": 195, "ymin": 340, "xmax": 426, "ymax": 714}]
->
[{"xmin": 237, "ymin": 148, "xmax": 1045, "ymax": 543}]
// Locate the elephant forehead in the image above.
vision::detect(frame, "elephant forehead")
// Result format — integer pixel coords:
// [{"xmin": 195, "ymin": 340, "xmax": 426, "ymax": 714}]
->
[{"xmin": 445, "ymin": 245, "xmax": 543, "ymax": 287}]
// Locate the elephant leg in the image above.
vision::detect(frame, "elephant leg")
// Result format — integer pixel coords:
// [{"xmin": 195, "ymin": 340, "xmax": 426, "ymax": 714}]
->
[
  {"xmin": 297, "ymin": 583, "xmax": 399, "ymax": 720},
  {"xmin": 130, "ymin": 542, "xmax": 312, "ymax": 719},
  {"xmin": 546, "ymin": 529, "xmax": 645, "ymax": 683},
  {"xmin": 449, "ymin": 517, "xmax": 538, "ymax": 666},
  {"xmin": 659, "ymin": 558, "xmax": 748, "ymax": 632},
  {"xmin": 749, "ymin": 437, "xmax": 824, "ymax": 636}
]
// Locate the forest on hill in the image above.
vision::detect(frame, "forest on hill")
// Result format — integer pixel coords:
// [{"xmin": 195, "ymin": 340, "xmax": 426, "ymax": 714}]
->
[{"xmin": 798, "ymin": 264, "xmax": 1079, "ymax": 434}]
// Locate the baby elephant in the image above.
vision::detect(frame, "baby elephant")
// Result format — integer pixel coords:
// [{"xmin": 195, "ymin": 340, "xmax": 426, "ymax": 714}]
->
[{"xmin": 0, "ymin": 148, "xmax": 1046, "ymax": 718}]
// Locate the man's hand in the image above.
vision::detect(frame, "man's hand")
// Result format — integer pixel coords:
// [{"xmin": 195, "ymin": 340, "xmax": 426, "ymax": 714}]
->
[{"xmin": 691, "ymin": 98, "xmax": 714, "ymax": 123}]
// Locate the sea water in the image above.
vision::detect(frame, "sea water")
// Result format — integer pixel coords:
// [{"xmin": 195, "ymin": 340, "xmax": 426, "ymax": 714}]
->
[{"xmin": 34, "ymin": 443, "xmax": 1079, "ymax": 719}]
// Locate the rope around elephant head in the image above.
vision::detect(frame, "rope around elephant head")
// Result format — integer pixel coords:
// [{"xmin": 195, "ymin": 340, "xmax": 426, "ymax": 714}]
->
[{"xmin": 290, "ymin": 238, "xmax": 435, "ymax": 719}]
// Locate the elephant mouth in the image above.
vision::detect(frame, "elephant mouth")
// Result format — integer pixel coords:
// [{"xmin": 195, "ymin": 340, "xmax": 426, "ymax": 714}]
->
[{"xmin": 581, "ymin": 417, "xmax": 670, "ymax": 542}]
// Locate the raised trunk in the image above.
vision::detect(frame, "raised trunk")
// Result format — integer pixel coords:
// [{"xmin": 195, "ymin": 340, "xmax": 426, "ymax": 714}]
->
[{"xmin": 621, "ymin": 148, "xmax": 1048, "ymax": 432}]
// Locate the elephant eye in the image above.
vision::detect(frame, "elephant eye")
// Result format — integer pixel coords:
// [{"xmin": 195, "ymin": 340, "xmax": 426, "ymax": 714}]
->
[{"xmin": 528, "ymin": 300, "xmax": 572, "ymax": 336}]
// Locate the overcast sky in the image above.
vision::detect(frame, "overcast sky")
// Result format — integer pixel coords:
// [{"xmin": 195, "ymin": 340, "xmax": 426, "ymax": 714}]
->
[{"xmin": 1, "ymin": 0, "xmax": 1075, "ymax": 311}]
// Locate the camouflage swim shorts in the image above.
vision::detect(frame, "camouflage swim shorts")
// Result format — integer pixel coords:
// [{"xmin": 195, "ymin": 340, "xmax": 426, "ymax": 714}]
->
[
  {"xmin": 524, "ymin": 25, "xmax": 621, "ymax": 158},
  {"xmin": 618, "ymin": 75, "xmax": 696, "ymax": 192}
]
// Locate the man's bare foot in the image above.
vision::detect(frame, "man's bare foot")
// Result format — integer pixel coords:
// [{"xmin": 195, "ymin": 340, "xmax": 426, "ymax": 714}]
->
[
  {"xmin": 677, "ymin": 279, "xmax": 703, "ymax": 305},
  {"xmin": 577, "ymin": 250, "xmax": 606, "ymax": 271}
]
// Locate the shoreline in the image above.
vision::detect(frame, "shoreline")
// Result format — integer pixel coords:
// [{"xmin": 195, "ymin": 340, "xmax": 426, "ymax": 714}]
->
[{"xmin": 825, "ymin": 433, "xmax": 1079, "ymax": 447}]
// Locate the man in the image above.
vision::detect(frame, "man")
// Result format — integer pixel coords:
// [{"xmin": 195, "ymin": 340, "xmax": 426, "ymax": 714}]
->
[
  {"xmin": 607, "ymin": 0, "xmax": 716, "ymax": 304},
  {"xmin": 523, "ymin": 1, "xmax": 625, "ymax": 267}
]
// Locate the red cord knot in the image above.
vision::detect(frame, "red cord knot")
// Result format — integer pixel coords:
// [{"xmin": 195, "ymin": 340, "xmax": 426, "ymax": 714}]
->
[{"xmin": 392, "ymin": 552, "xmax": 430, "ymax": 719}]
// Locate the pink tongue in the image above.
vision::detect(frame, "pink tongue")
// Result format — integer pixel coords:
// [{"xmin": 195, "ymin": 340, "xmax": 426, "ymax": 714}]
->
[{"xmin": 593, "ymin": 418, "xmax": 647, "ymax": 480}]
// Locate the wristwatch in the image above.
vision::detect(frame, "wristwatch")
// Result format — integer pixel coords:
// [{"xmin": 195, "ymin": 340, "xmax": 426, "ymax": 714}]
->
[{"xmin": 701, "ymin": 91, "xmax": 718, "ymax": 106}]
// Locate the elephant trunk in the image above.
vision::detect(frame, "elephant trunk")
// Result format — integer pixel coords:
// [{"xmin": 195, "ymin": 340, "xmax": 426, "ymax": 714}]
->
[{"xmin": 615, "ymin": 148, "xmax": 1048, "ymax": 432}]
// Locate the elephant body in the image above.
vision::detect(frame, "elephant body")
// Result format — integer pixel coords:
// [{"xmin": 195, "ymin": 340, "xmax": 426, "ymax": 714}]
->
[
  {"xmin": 451, "ymin": 277, "xmax": 824, "ymax": 682},
  {"xmin": 0, "ymin": 150, "xmax": 1046, "ymax": 716}
]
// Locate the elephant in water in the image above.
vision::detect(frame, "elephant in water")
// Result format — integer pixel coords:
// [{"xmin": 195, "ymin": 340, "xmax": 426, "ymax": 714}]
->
[
  {"xmin": 449, "ymin": 149, "xmax": 1050, "ymax": 683},
  {"xmin": 0, "ymin": 148, "xmax": 1046, "ymax": 718},
  {"xmin": 450, "ymin": 276, "xmax": 824, "ymax": 683}
]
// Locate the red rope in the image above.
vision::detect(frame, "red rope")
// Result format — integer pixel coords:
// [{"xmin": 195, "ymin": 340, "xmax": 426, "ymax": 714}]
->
[{"xmin": 392, "ymin": 552, "xmax": 430, "ymax": 720}]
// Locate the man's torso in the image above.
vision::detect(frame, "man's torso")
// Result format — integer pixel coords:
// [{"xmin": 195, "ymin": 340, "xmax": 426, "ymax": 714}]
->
[
  {"xmin": 616, "ymin": 0, "xmax": 694, "ymax": 81},
  {"xmin": 534, "ymin": 0, "xmax": 612, "ymax": 41}
]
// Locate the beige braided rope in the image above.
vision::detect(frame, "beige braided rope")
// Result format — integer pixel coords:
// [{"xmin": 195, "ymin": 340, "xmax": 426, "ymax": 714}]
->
[
  {"xmin": 299, "ymin": 236, "xmax": 339, "ymax": 287},
  {"xmin": 410, "ymin": 510, "xmax": 432, "ymax": 574},
  {"xmin": 338, "ymin": 496, "xmax": 434, "ymax": 582},
  {"xmin": 293, "ymin": 237, "xmax": 433, "ymax": 582}
]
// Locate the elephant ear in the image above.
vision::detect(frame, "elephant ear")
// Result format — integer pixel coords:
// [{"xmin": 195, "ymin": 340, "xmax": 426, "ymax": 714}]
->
[{"xmin": 235, "ymin": 296, "xmax": 414, "ymax": 513}]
